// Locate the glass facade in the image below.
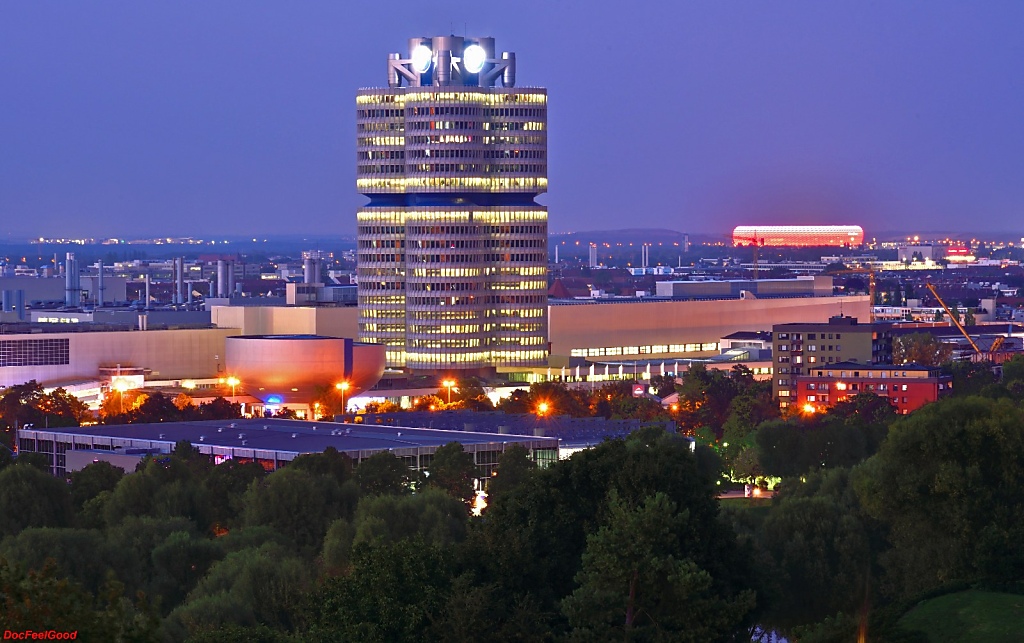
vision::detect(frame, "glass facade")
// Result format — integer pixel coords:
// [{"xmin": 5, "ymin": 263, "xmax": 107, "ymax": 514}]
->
[{"xmin": 356, "ymin": 47, "xmax": 548, "ymax": 371}]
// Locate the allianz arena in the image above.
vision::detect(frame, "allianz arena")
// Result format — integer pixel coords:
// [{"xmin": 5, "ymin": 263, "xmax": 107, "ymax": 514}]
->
[
  {"xmin": 732, "ymin": 226, "xmax": 864, "ymax": 247},
  {"xmin": 225, "ymin": 335, "xmax": 385, "ymax": 405}
]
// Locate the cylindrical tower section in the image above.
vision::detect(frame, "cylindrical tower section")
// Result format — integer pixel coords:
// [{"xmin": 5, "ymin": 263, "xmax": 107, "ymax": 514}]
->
[
  {"xmin": 96, "ymin": 260, "xmax": 104, "ymax": 307},
  {"xmin": 434, "ymin": 49, "xmax": 453, "ymax": 86},
  {"xmin": 303, "ymin": 258, "xmax": 314, "ymax": 284},
  {"xmin": 403, "ymin": 207, "xmax": 489, "ymax": 370},
  {"xmin": 480, "ymin": 206, "xmax": 548, "ymax": 367},
  {"xmin": 357, "ymin": 208, "xmax": 408, "ymax": 367},
  {"xmin": 501, "ymin": 52, "xmax": 516, "ymax": 87},
  {"xmin": 227, "ymin": 261, "xmax": 236, "ymax": 296},
  {"xmin": 65, "ymin": 253, "xmax": 76, "ymax": 307},
  {"xmin": 387, "ymin": 52, "xmax": 401, "ymax": 87},
  {"xmin": 217, "ymin": 260, "xmax": 228, "ymax": 297},
  {"xmin": 176, "ymin": 257, "xmax": 185, "ymax": 305}
]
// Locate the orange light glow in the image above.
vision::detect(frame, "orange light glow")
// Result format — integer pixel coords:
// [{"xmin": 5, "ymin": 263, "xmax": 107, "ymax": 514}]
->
[{"xmin": 802, "ymin": 404, "xmax": 817, "ymax": 414}]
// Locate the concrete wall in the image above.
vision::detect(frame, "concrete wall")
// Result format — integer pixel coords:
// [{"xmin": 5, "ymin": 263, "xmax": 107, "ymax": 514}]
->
[
  {"xmin": 210, "ymin": 305, "xmax": 359, "ymax": 338},
  {"xmin": 548, "ymin": 295, "xmax": 871, "ymax": 360},
  {"xmin": 0, "ymin": 327, "xmax": 240, "ymax": 388}
]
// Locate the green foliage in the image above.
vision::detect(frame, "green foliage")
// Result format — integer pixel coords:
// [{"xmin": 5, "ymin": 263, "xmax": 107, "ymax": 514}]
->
[
  {"xmin": 1002, "ymin": 354, "xmax": 1024, "ymax": 384},
  {"xmin": 562, "ymin": 491, "xmax": 756, "ymax": 641},
  {"xmin": 150, "ymin": 530, "xmax": 225, "ymax": 610},
  {"xmin": 0, "ymin": 528, "xmax": 116, "ymax": 595},
  {"xmin": 243, "ymin": 467, "xmax": 354, "ymax": 551},
  {"xmin": 288, "ymin": 446, "xmax": 354, "ymax": 486},
  {"xmin": 0, "ymin": 463, "xmax": 73, "ymax": 537},
  {"xmin": 104, "ymin": 515, "xmax": 199, "ymax": 606},
  {"xmin": 755, "ymin": 399, "xmax": 892, "ymax": 478},
  {"xmin": 355, "ymin": 451, "xmax": 414, "ymax": 496},
  {"xmin": 353, "ymin": 488, "xmax": 468, "ymax": 550},
  {"xmin": 893, "ymin": 332, "xmax": 954, "ymax": 366},
  {"xmin": 496, "ymin": 381, "xmax": 591, "ymax": 417},
  {"xmin": 474, "ymin": 429, "xmax": 758, "ymax": 632},
  {"xmin": 166, "ymin": 543, "xmax": 310, "ymax": 638},
  {"xmin": 897, "ymin": 589, "xmax": 1024, "ymax": 643},
  {"xmin": 185, "ymin": 623, "xmax": 298, "ymax": 643},
  {"xmin": 203, "ymin": 459, "xmax": 266, "ymax": 528},
  {"xmin": 485, "ymin": 443, "xmax": 536, "ymax": 501},
  {"xmin": 756, "ymin": 469, "xmax": 872, "ymax": 631},
  {"xmin": 854, "ymin": 396, "xmax": 1024, "ymax": 597},
  {"xmin": 944, "ymin": 360, "xmax": 997, "ymax": 396},
  {"xmin": 69, "ymin": 461, "xmax": 125, "ymax": 511},
  {"xmin": 303, "ymin": 538, "xmax": 452, "ymax": 643},
  {"xmin": 0, "ymin": 558, "xmax": 160, "ymax": 641},
  {"xmin": 0, "ymin": 381, "xmax": 88, "ymax": 449},
  {"xmin": 103, "ymin": 454, "xmax": 213, "ymax": 529},
  {"xmin": 425, "ymin": 442, "xmax": 477, "ymax": 505}
]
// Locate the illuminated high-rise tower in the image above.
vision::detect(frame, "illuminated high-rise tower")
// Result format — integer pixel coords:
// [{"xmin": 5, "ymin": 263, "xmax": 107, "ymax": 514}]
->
[{"xmin": 356, "ymin": 36, "xmax": 548, "ymax": 371}]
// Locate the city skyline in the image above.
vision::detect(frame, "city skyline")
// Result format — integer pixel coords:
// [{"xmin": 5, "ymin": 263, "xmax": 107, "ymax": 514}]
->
[{"xmin": 2, "ymin": 2, "xmax": 1023, "ymax": 238}]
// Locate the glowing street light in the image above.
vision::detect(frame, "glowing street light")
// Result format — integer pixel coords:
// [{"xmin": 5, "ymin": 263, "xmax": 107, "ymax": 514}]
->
[
  {"xmin": 336, "ymin": 381, "xmax": 350, "ymax": 414},
  {"xmin": 226, "ymin": 376, "xmax": 240, "ymax": 402},
  {"xmin": 442, "ymin": 379, "xmax": 456, "ymax": 404},
  {"xmin": 537, "ymin": 402, "xmax": 549, "ymax": 416},
  {"xmin": 113, "ymin": 379, "xmax": 129, "ymax": 415}
]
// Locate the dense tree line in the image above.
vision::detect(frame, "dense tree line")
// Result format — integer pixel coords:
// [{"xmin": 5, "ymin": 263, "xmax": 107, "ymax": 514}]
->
[
  {"xmin": 3, "ymin": 390, "xmax": 1023, "ymax": 640},
  {"xmin": 0, "ymin": 429, "xmax": 763, "ymax": 641},
  {"xmin": 2, "ymin": 358, "xmax": 1024, "ymax": 639}
]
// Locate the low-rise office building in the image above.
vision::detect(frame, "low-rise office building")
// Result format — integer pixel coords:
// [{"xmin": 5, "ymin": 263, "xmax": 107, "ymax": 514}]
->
[
  {"xmin": 772, "ymin": 316, "xmax": 894, "ymax": 407},
  {"xmin": 795, "ymin": 361, "xmax": 952, "ymax": 415}
]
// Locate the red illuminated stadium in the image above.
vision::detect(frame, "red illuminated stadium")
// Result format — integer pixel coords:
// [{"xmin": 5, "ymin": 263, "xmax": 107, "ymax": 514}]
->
[{"xmin": 732, "ymin": 225, "xmax": 864, "ymax": 247}]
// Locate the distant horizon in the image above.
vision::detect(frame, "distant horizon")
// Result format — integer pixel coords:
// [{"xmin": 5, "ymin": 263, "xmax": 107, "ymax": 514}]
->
[
  {"xmin": 3, "ymin": 3, "xmax": 1023, "ymax": 238},
  {"xmin": 3, "ymin": 225, "xmax": 1022, "ymax": 247}
]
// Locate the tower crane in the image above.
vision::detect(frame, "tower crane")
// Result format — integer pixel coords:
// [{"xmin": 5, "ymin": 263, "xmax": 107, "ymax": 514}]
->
[
  {"xmin": 829, "ymin": 266, "xmax": 877, "ymax": 322},
  {"xmin": 733, "ymin": 231, "xmax": 764, "ymax": 280},
  {"xmin": 925, "ymin": 282, "xmax": 982, "ymax": 357}
]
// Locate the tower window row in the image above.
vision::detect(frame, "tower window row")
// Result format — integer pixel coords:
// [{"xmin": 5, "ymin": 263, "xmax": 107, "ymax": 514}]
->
[
  {"xmin": 358, "ymin": 150, "xmax": 405, "ymax": 160},
  {"xmin": 357, "ymin": 122, "xmax": 405, "ymax": 132},
  {"xmin": 358, "ymin": 108, "xmax": 404, "ymax": 118},
  {"xmin": 406, "ymin": 224, "xmax": 545, "ymax": 234},
  {"xmin": 358, "ymin": 225, "xmax": 406, "ymax": 234}
]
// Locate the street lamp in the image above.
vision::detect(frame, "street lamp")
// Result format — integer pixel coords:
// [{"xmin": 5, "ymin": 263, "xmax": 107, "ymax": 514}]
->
[
  {"xmin": 113, "ymin": 379, "xmax": 129, "ymax": 415},
  {"xmin": 335, "ymin": 381, "xmax": 350, "ymax": 414},
  {"xmin": 537, "ymin": 402, "xmax": 549, "ymax": 416},
  {"xmin": 442, "ymin": 379, "xmax": 456, "ymax": 404},
  {"xmin": 226, "ymin": 376, "xmax": 240, "ymax": 402}
]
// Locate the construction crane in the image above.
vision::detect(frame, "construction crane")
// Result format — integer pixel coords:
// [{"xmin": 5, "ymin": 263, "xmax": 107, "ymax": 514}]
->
[
  {"xmin": 733, "ymin": 232, "xmax": 764, "ymax": 280},
  {"xmin": 829, "ymin": 266, "xmax": 877, "ymax": 322},
  {"xmin": 925, "ymin": 282, "xmax": 982, "ymax": 357}
]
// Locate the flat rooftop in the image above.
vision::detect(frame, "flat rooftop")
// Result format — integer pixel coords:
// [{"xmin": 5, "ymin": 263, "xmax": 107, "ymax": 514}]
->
[{"xmin": 22, "ymin": 418, "xmax": 556, "ymax": 458}]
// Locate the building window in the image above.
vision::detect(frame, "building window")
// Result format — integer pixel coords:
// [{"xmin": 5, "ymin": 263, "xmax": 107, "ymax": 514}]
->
[{"xmin": 0, "ymin": 339, "xmax": 71, "ymax": 367}]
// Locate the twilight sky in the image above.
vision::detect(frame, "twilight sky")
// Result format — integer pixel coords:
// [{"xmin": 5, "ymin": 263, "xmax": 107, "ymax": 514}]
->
[{"xmin": 2, "ymin": 1, "xmax": 1022, "ymax": 239}]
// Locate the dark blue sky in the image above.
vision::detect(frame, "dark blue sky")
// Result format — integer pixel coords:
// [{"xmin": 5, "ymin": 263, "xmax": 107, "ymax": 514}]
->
[{"xmin": 2, "ymin": 1, "xmax": 1022, "ymax": 239}]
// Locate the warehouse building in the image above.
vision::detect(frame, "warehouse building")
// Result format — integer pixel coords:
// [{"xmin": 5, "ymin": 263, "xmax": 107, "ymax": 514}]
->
[{"xmin": 17, "ymin": 418, "xmax": 559, "ymax": 483}]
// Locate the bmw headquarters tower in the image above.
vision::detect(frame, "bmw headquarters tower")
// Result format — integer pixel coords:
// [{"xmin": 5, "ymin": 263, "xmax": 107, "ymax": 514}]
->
[{"xmin": 356, "ymin": 36, "xmax": 548, "ymax": 372}]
